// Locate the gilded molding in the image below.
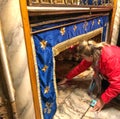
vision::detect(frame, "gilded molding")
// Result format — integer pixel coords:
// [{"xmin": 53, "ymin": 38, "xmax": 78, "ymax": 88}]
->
[{"xmin": 53, "ymin": 28, "xmax": 103, "ymax": 56}]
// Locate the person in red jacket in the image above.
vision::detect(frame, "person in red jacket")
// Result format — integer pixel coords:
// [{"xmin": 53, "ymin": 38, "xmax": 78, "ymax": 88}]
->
[{"xmin": 58, "ymin": 40, "xmax": 120, "ymax": 112}]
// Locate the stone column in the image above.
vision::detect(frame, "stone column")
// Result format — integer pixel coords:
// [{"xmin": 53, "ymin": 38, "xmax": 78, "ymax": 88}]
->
[
  {"xmin": 111, "ymin": 0, "xmax": 120, "ymax": 45},
  {"xmin": 0, "ymin": 0, "xmax": 35, "ymax": 119}
]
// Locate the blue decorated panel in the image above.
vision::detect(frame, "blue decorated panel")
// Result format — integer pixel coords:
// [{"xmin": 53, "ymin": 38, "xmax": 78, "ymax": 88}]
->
[{"xmin": 32, "ymin": 15, "xmax": 109, "ymax": 119}]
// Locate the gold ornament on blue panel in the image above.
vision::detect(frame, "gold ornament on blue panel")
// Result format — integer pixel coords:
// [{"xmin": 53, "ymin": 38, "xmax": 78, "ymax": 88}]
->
[
  {"xmin": 44, "ymin": 102, "xmax": 52, "ymax": 114},
  {"xmin": 40, "ymin": 40, "xmax": 47, "ymax": 49},
  {"xmin": 92, "ymin": 20, "xmax": 95, "ymax": 26},
  {"xmin": 44, "ymin": 86, "xmax": 50, "ymax": 94},
  {"xmin": 42, "ymin": 65, "xmax": 48, "ymax": 72},
  {"xmin": 83, "ymin": 21, "xmax": 88, "ymax": 31},
  {"xmin": 60, "ymin": 27, "xmax": 65, "ymax": 36},
  {"xmin": 104, "ymin": 23, "xmax": 107, "ymax": 27},
  {"xmin": 93, "ymin": 0, "xmax": 98, "ymax": 5},
  {"xmin": 98, "ymin": 19, "xmax": 101, "ymax": 25},
  {"xmin": 73, "ymin": 25, "xmax": 77, "ymax": 31}
]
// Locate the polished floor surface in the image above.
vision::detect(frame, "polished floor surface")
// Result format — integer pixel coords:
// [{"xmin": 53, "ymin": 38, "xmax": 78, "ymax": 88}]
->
[{"xmin": 54, "ymin": 69, "xmax": 120, "ymax": 119}]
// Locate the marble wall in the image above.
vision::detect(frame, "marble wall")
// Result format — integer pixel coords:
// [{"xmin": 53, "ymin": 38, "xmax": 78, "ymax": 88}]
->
[
  {"xmin": 111, "ymin": 0, "xmax": 120, "ymax": 45},
  {"xmin": 0, "ymin": 0, "xmax": 35, "ymax": 119},
  {"xmin": 0, "ymin": 0, "xmax": 119, "ymax": 119}
]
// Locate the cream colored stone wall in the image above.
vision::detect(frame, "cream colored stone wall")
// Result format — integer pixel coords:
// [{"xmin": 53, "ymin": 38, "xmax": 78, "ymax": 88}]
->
[
  {"xmin": 111, "ymin": 0, "xmax": 120, "ymax": 45},
  {"xmin": 0, "ymin": 0, "xmax": 35, "ymax": 119}
]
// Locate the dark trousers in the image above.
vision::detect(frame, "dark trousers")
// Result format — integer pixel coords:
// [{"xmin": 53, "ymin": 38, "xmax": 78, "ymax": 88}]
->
[{"xmin": 102, "ymin": 79, "xmax": 110, "ymax": 91}]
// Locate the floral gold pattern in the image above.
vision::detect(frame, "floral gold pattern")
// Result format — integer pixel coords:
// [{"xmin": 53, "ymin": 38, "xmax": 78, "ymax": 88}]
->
[
  {"xmin": 73, "ymin": 25, "xmax": 77, "ymax": 31},
  {"xmin": 44, "ymin": 86, "xmax": 50, "ymax": 94},
  {"xmin": 40, "ymin": 40, "xmax": 47, "ymax": 49},
  {"xmin": 60, "ymin": 27, "xmax": 65, "ymax": 36},
  {"xmin": 42, "ymin": 65, "xmax": 48, "ymax": 72},
  {"xmin": 44, "ymin": 102, "xmax": 52, "ymax": 114}
]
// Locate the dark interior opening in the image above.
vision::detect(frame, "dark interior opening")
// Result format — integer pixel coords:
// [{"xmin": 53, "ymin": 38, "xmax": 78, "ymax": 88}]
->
[
  {"xmin": 55, "ymin": 45, "xmax": 82, "ymax": 82},
  {"xmin": 55, "ymin": 34, "xmax": 102, "ymax": 83}
]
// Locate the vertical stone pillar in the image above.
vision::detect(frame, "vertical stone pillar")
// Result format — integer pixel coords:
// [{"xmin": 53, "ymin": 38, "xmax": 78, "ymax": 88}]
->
[
  {"xmin": 0, "ymin": 0, "xmax": 35, "ymax": 119},
  {"xmin": 111, "ymin": 0, "xmax": 120, "ymax": 45}
]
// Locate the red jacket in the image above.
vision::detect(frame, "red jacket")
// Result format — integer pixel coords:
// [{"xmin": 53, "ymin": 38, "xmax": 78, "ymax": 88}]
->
[{"xmin": 66, "ymin": 45, "xmax": 120, "ymax": 104}]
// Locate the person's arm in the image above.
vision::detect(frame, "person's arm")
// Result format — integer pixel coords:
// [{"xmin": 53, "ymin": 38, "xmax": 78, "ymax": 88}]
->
[
  {"xmin": 66, "ymin": 59, "xmax": 92, "ymax": 80},
  {"xmin": 58, "ymin": 59, "xmax": 92, "ymax": 85}
]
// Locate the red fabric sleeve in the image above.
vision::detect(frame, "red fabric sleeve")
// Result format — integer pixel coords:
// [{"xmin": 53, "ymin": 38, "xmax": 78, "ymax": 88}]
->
[
  {"xmin": 101, "ymin": 57, "xmax": 120, "ymax": 104},
  {"xmin": 65, "ymin": 59, "xmax": 92, "ymax": 80}
]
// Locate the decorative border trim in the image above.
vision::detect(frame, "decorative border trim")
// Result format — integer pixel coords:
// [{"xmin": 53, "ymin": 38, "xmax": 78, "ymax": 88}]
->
[
  {"xmin": 53, "ymin": 27, "xmax": 103, "ymax": 56},
  {"xmin": 31, "ymin": 27, "xmax": 103, "ymax": 119},
  {"xmin": 31, "ymin": 36, "xmax": 44, "ymax": 119}
]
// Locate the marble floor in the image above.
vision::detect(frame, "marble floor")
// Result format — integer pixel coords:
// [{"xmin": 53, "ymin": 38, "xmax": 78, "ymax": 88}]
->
[{"xmin": 54, "ymin": 69, "xmax": 120, "ymax": 119}]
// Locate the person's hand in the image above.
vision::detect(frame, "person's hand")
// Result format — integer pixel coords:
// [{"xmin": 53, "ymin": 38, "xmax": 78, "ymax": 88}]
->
[
  {"xmin": 58, "ymin": 78, "xmax": 68, "ymax": 85},
  {"xmin": 91, "ymin": 98, "xmax": 105, "ymax": 112}
]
